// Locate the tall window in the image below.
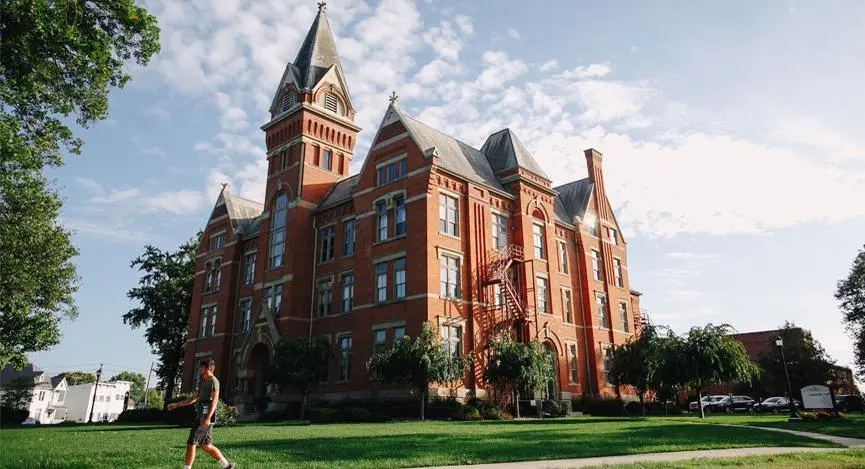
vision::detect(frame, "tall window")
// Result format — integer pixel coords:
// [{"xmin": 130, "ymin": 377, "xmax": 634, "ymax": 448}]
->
[
  {"xmin": 342, "ymin": 219, "xmax": 356, "ymax": 256},
  {"xmin": 613, "ymin": 258, "xmax": 623, "ymax": 287},
  {"xmin": 269, "ymin": 194, "xmax": 288, "ymax": 268},
  {"xmin": 440, "ymin": 325, "xmax": 462, "ymax": 357},
  {"xmin": 199, "ymin": 307, "xmax": 208, "ymax": 338},
  {"xmin": 243, "ymin": 253, "xmax": 256, "ymax": 286},
  {"xmin": 320, "ymin": 226, "xmax": 335, "ymax": 263},
  {"xmin": 375, "ymin": 263, "xmax": 388, "ymax": 303},
  {"xmin": 265, "ymin": 284, "xmax": 282, "ymax": 316},
  {"xmin": 338, "ymin": 335, "xmax": 352, "ymax": 381},
  {"xmin": 558, "ymin": 241, "xmax": 568, "ymax": 274},
  {"xmin": 321, "ymin": 149, "xmax": 332, "ymax": 170},
  {"xmin": 239, "ymin": 298, "xmax": 252, "ymax": 332},
  {"xmin": 317, "ymin": 279, "xmax": 333, "ymax": 317},
  {"xmin": 209, "ymin": 306, "xmax": 217, "ymax": 337},
  {"xmin": 341, "ymin": 274, "xmax": 354, "ymax": 314},
  {"xmin": 394, "ymin": 258, "xmax": 406, "ymax": 300},
  {"xmin": 205, "ymin": 260, "xmax": 221, "ymax": 293},
  {"xmin": 568, "ymin": 343, "xmax": 579, "ymax": 383},
  {"xmin": 376, "ymin": 158, "xmax": 407, "ymax": 185},
  {"xmin": 603, "ymin": 347, "xmax": 613, "ymax": 385},
  {"xmin": 536, "ymin": 277, "xmax": 549, "ymax": 313},
  {"xmin": 608, "ymin": 227, "xmax": 618, "ymax": 246},
  {"xmin": 394, "ymin": 327, "xmax": 406, "ymax": 341},
  {"xmin": 209, "ymin": 233, "xmax": 225, "ymax": 251},
  {"xmin": 492, "ymin": 214, "xmax": 508, "ymax": 250},
  {"xmin": 619, "ymin": 301, "xmax": 629, "ymax": 333},
  {"xmin": 532, "ymin": 223, "xmax": 545, "ymax": 259},
  {"xmin": 373, "ymin": 329, "xmax": 387, "ymax": 355},
  {"xmin": 563, "ymin": 289, "xmax": 573, "ymax": 323},
  {"xmin": 596, "ymin": 293, "xmax": 608, "ymax": 328},
  {"xmin": 376, "ymin": 201, "xmax": 388, "ymax": 242},
  {"xmin": 591, "ymin": 250, "xmax": 603, "ymax": 281},
  {"xmin": 439, "ymin": 255, "xmax": 460, "ymax": 299},
  {"xmin": 439, "ymin": 194, "xmax": 458, "ymax": 236},
  {"xmin": 492, "ymin": 284, "xmax": 502, "ymax": 307},
  {"xmin": 394, "ymin": 196, "xmax": 406, "ymax": 236}
]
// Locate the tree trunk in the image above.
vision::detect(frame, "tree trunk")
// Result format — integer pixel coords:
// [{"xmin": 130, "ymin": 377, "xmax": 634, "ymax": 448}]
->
[
  {"xmin": 162, "ymin": 367, "xmax": 177, "ymax": 412},
  {"xmin": 639, "ymin": 392, "xmax": 645, "ymax": 416},
  {"xmin": 515, "ymin": 390, "xmax": 520, "ymax": 419},
  {"xmin": 698, "ymin": 389, "xmax": 705, "ymax": 419},
  {"xmin": 418, "ymin": 386, "xmax": 426, "ymax": 421},
  {"xmin": 300, "ymin": 390, "xmax": 308, "ymax": 420}
]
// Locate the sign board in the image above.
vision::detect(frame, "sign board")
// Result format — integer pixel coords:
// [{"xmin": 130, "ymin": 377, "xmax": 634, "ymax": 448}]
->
[{"xmin": 801, "ymin": 385, "xmax": 833, "ymax": 409}]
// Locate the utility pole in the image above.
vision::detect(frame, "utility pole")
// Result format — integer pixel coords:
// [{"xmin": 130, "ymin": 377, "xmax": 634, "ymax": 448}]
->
[
  {"xmin": 143, "ymin": 362, "xmax": 154, "ymax": 409},
  {"xmin": 87, "ymin": 363, "xmax": 103, "ymax": 424},
  {"xmin": 776, "ymin": 337, "xmax": 800, "ymax": 420}
]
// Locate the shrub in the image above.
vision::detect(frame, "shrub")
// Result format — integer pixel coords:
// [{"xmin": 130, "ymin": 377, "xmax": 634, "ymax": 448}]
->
[
  {"xmin": 542, "ymin": 400, "xmax": 567, "ymax": 417},
  {"xmin": 482, "ymin": 404, "xmax": 502, "ymax": 420},
  {"xmin": 116, "ymin": 408, "xmax": 164, "ymax": 423},
  {"xmin": 426, "ymin": 398, "xmax": 464, "ymax": 420},
  {"xmin": 216, "ymin": 400, "xmax": 238, "ymax": 427},
  {"xmin": 624, "ymin": 401, "xmax": 643, "ymax": 416},
  {"xmin": 0, "ymin": 407, "xmax": 28, "ymax": 426},
  {"xmin": 572, "ymin": 396, "xmax": 625, "ymax": 416}
]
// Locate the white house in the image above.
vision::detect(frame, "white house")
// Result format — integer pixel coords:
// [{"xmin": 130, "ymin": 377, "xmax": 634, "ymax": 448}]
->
[
  {"xmin": 65, "ymin": 380, "xmax": 133, "ymax": 423},
  {"xmin": 0, "ymin": 364, "xmax": 69, "ymax": 424}
]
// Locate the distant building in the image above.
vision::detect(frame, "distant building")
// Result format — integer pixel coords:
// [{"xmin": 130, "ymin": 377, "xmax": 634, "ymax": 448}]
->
[
  {"xmin": 65, "ymin": 380, "xmax": 133, "ymax": 423},
  {"xmin": 0, "ymin": 364, "xmax": 69, "ymax": 424}
]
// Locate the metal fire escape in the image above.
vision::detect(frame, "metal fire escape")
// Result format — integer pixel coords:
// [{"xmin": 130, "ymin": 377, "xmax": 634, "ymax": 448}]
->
[{"xmin": 480, "ymin": 245, "xmax": 527, "ymax": 345}]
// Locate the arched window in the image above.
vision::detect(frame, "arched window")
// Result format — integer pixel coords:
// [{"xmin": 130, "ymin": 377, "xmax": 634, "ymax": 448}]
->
[
  {"xmin": 268, "ymin": 193, "xmax": 288, "ymax": 269},
  {"xmin": 280, "ymin": 91, "xmax": 296, "ymax": 112},
  {"xmin": 320, "ymin": 92, "xmax": 345, "ymax": 116}
]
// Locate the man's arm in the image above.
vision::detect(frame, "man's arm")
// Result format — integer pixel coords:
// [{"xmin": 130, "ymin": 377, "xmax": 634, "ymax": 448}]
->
[{"xmin": 167, "ymin": 393, "xmax": 198, "ymax": 410}]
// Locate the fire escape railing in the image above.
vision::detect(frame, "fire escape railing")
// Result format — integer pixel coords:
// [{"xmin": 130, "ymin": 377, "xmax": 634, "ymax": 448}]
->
[{"xmin": 481, "ymin": 245, "xmax": 526, "ymax": 335}]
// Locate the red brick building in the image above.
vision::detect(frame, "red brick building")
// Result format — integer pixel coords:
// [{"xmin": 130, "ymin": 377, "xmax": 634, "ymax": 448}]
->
[{"xmin": 182, "ymin": 5, "xmax": 642, "ymax": 415}]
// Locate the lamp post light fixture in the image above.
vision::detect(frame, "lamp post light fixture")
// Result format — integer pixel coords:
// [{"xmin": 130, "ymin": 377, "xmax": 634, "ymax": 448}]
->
[
  {"xmin": 87, "ymin": 363, "xmax": 103, "ymax": 424},
  {"xmin": 775, "ymin": 338, "xmax": 800, "ymax": 419}
]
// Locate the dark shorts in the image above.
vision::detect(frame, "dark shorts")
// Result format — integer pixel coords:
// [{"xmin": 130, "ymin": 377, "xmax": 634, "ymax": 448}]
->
[{"xmin": 187, "ymin": 423, "xmax": 213, "ymax": 446}]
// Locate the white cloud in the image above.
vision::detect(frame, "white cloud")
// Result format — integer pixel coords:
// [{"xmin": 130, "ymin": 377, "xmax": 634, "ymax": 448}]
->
[
  {"xmin": 64, "ymin": 219, "xmax": 149, "ymax": 243},
  {"xmin": 144, "ymin": 190, "xmax": 208, "ymax": 215},
  {"xmin": 141, "ymin": 146, "xmax": 167, "ymax": 158},
  {"xmin": 416, "ymin": 59, "xmax": 451, "ymax": 86},
  {"xmin": 559, "ymin": 63, "xmax": 611, "ymax": 79},
  {"xmin": 423, "ymin": 20, "xmax": 463, "ymax": 61},
  {"xmin": 507, "ymin": 28, "xmax": 520, "ymax": 40},
  {"xmin": 539, "ymin": 60, "xmax": 559, "ymax": 72},
  {"xmin": 454, "ymin": 15, "xmax": 474, "ymax": 36},
  {"xmin": 92, "ymin": 188, "xmax": 141, "ymax": 204},
  {"xmin": 475, "ymin": 51, "xmax": 528, "ymax": 91},
  {"xmin": 665, "ymin": 252, "xmax": 719, "ymax": 260}
]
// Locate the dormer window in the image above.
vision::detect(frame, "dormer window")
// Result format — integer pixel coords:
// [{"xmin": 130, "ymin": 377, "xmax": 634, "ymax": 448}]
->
[
  {"xmin": 320, "ymin": 92, "xmax": 344, "ymax": 115},
  {"xmin": 280, "ymin": 91, "xmax": 296, "ymax": 112}
]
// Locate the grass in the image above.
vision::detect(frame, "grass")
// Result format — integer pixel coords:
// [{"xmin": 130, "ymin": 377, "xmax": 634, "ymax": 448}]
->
[
  {"xmin": 699, "ymin": 413, "xmax": 865, "ymax": 440},
  {"xmin": 0, "ymin": 417, "xmax": 839, "ymax": 469},
  {"xmin": 587, "ymin": 449, "xmax": 865, "ymax": 468}
]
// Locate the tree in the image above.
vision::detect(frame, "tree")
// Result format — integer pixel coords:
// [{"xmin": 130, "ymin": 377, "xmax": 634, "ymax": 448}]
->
[
  {"xmin": 63, "ymin": 371, "xmax": 96, "ymax": 386},
  {"xmin": 124, "ymin": 235, "xmax": 198, "ymax": 408},
  {"xmin": 0, "ymin": 0, "xmax": 160, "ymax": 370},
  {"xmin": 368, "ymin": 322, "xmax": 471, "ymax": 420},
  {"xmin": 610, "ymin": 325, "xmax": 664, "ymax": 415},
  {"xmin": 755, "ymin": 323, "xmax": 834, "ymax": 400},
  {"xmin": 143, "ymin": 388, "xmax": 163, "ymax": 410},
  {"xmin": 110, "ymin": 371, "xmax": 146, "ymax": 404},
  {"xmin": 266, "ymin": 336, "xmax": 331, "ymax": 419},
  {"xmin": 0, "ymin": 378, "xmax": 35, "ymax": 410},
  {"xmin": 482, "ymin": 336, "xmax": 554, "ymax": 418},
  {"xmin": 836, "ymin": 245, "xmax": 865, "ymax": 376},
  {"xmin": 680, "ymin": 324, "xmax": 760, "ymax": 419}
]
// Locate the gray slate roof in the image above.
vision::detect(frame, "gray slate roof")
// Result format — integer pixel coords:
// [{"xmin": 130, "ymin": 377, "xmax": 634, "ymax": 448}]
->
[
  {"xmin": 292, "ymin": 8, "xmax": 344, "ymax": 90},
  {"xmin": 223, "ymin": 192, "xmax": 264, "ymax": 236},
  {"xmin": 553, "ymin": 178, "xmax": 594, "ymax": 224},
  {"xmin": 316, "ymin": 175, "xmax": 359, "ymax": 212},
  {"xmin": 481, "ymin": 129, "xmax": 550, "ymax": 180},
  {"xmin": 1, "ymin": 363, "xmax": 43, "ymax": 385}
]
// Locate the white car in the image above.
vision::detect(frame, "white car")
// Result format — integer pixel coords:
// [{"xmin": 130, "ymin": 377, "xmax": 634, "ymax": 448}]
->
[{"xmin": 689, "ymin": 395, "xmax": 726, "ymax": 412}]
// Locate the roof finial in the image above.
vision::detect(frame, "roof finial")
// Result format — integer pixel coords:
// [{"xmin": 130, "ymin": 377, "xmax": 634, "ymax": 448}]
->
[
  {"xmin": 388, "ymin": 90, "xmax": 399, "ymax": 105},
  {"xmin": 317, "ymin": 1, "xmax": 326, "ymax": 12},
  {"xmin": 221, "ymin": 182, "xmax": 230, "ymax": 192}
]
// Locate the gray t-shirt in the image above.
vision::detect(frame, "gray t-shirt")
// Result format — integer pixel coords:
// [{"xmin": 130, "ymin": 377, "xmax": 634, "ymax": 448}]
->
[{"xmin": 196, "ymin": 376, "xmax": 220, "ymax": 423}]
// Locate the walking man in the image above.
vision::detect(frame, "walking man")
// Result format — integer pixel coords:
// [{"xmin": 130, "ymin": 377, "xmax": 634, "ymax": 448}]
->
[{"xmin": 167, "ymin": 358, "xmax": 234, "ymax": 469}]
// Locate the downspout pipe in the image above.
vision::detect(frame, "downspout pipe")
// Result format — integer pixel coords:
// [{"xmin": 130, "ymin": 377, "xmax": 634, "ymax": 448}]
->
[
  {"xmin": 574, "ymin": 229, "xmax": 595, "ymax": 397},
  {"xmin": 309, "ymin": 215, "xmax": 318, "ymax": 339}
]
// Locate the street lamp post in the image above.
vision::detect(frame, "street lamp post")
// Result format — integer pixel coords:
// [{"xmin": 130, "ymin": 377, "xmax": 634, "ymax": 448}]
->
[
  {"xmin": 775, "ymin": 338, "xmax": 800, "ymax": 419},
  {"xmin": 87, "ymin": 364, "xmax": 103, "ymax": 424}
]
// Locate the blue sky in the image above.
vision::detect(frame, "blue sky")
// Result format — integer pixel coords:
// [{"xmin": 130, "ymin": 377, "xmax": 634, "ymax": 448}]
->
[{"xmin": 33, "ymin": 0, "xmax": 865, "ymax": 383}]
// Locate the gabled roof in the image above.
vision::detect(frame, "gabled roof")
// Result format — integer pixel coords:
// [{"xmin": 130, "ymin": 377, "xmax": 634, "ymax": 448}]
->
[
  {"xmin": 1, "ymin": 363, "xmax": 44, "ymax": 385},
  {"xmin": 316, "ymin": 175, "xmax": 358, "ymax": 212},
  {"xmin": 293, "ymin": 7, "xmax": 346, "ymax": 92},
  {"xmin": 223, "ymin": 192, "xmax": 264, "ymax": 236},
  {"xmin": 553, "ymin": 178, "xmax": 594, "ymax": 224},
  {"xmin": 50, "ymin": 374, "xmax": 65, "ymax": 388},
  {"xmin": 481, "ymin": 129, "xmax": 550, "ymax": 180}
]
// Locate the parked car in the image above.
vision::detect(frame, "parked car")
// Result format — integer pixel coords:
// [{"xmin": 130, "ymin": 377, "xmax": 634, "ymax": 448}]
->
[
  {"xmin": 689, "ymin": 395, "xmax": 726, "ymax": 412},
  {"xmin": 834, "ymin": 394, "xmax": 863, "ymax": 413},
  {"xmin": 705, "ymin": 395, "xmax": 756, "ymax": 413},
  {"xmin": 755, "ymin": 396, "xmax": 800, "ymax": 413}
]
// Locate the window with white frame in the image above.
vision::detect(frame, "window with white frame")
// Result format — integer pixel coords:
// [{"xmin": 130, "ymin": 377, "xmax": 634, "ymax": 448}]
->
[
  {"xmin": 199, "ymin": 307, "xmax": 209, "ymax": 338},
  {"xmin": 243, "ymin": 253, "xmax": 256, "ymax": 286},
  {"xmin": 269, "ymin": 194, "xmax": 288, "ymax": 268},
  {"xmin": 603, "ymin": 346, "xmax": 613, "ymax": 385},
  {"xmin": 321, "ymin": 149, "xmax": 333, "ymax": 171},
  {"xmin": 320, "ymin": 226, "xmax": 335, "ymax": 263},
  {"xmin": 536, "ymin": 277, "xmax": 549, "ymax": 313},
  {"xmin": 239, "ymin": 298, "xmax": 252, "ymax": 332},
  {"xmin": 394, "ymin": 327, "xmax": 406, "ymax": 341},
  {"xmin": 596, "ymin": 293, "xmax": 608, "ymax": 328},
  {"xmin": 563, "ymin": 288, "xmax": 573, "ymax": 323},
  {"xmin": 608, "ymin": 227, "xmax": 618, "ymax": 246},
  {"xmin": 265, "ymin": 283, "xmax": 282, "ymax": 316},
  {"xmin": 317, "ymin": 279, "xmax": 333, "ymax": 317},
  {"xmin": 394, "ymin": 196, "xmax": 406, "ymax": 236},
  {"xmin": 209, "ymin": 233, "xmax": 225, "ymax": 251},
  {"xmin": 204, "ymin": 259, "xmax": 221, "ymax": 293},
  {"xmin": 532, "ymin": 223, "xmax": 545, "ymax": 259},
  {"xmin": 558, "ymin": 241, "xmax": 568, "ymax": 274},
  {"xmin": 341, "ymin": 273, "xmax": 354, "ymax": 314},
  {"xmin": 209, "ymin": 306, "xmax": 217, "ymax": 337},
  {"xmin": 439, "ymin": 255, "xmax": 460, "ymax": 299},
  {"xmin": 613, "ymin": 258, "xmax": 623, "ymax": 287},
  {"xmin": 394, "ymin": 258, "xmax": 406, "ymax": 300},
  {"xmin": 568, "ymin": 343, "xmax": 579, "ymax": 383},
  {"xmin": 375, "ymin": 262, "xmax": 388, "ymax": 303},
  {"xmin": 619, "ymin": 301, "xmax": 629, "ymax": 333},
  {"xmin": 591, "ymin": 250, "xmax": 603, "ymax": 281},
  {"xmin": 440, "ymin": 324, "xmax": 462, "ymax": 357},
  {"xmin": 492, "ymin": 283, "xmax": 503, "ymax": 307},
  {"xmin": 439, "ymin": 194, "xmax": 458, "ymax": 236},
  {"xmin": 492, "ymin": 213, "xmax": 508, "ymax": 250},
  {"xmin": 342, "ymin": 219, "xmax": 356, "ymax": 256},
  {"xmin": 376, "ymin": 201, "xmax": 388, "ymax": 242},
  {"xmin": 373, "ymin": 329, "xmax": 387, "ymax": 355},
  {"xmin": 338, "ymin": 335, "xmax": 352, "ymax": 381},
  {"xmin": 376, "ymin": 158, "xmax": 407, "ymax": 186}
]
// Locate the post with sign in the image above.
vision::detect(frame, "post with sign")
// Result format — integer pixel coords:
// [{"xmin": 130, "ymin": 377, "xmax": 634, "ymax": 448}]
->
[{"xmin": 801, "ymin": 385, "xmax": 834, "ymax": 411}]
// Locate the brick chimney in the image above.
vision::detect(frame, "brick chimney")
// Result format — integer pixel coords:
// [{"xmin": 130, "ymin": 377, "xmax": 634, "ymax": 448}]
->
[{"xmin": 584, "ymin": 148, "xmax": 611, "ymax": 221}]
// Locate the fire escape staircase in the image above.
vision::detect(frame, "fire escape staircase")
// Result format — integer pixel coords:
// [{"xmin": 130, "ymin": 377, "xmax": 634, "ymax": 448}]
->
[{"xmin": 481, "ymin": 245, "xmax": 527, "ymax": 342}]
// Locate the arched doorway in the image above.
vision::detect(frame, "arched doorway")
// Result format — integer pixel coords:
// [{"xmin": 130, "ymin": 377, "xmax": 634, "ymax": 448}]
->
[
  {"xmin": 544, "ymin": 342, "xmax": 559, "ymax": 401},
  {"xmin": 246, "ymin": 343, "xmax": 271, "ymax": 414}
]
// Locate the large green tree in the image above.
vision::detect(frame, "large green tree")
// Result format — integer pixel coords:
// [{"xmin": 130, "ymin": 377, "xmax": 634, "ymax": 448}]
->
[
  {"xmin": 836, "ymin": 245, "xmax": 865, "ymax": 377},
  {"xmin": 610, "ymin": 325, "xmax": 665, "ymax": 415},
  {"xmin": 110, "ymin": 371, "xmax": 146, "ymax": 404},
  {"xmin": 0, "ymin": 0, "xmax": 160, "ymax": 369},
  {"xmin": 266, "ymin": 336, "xmax": 331, "ymax": 419},
  {"xmin": 0, "ymin": 378, "xmax": 35, "ymax": 410},
  {"xmin": 62, "ymin": 371, "xmax": 96, "ymax": 386},
  {"xmin": 368, "ymin": 322, "xmax": 471, "ymax": 421},
  {"xmin": 124, "ymin": 235, "xmax": 198, "ymax": 408},
  {"xmin": 755, "ymin": 322, "xmax": 834, "ymax": 399},
  {"xmin": 482, "ymin": 336, "xmax": 554, "ymax": 418}
]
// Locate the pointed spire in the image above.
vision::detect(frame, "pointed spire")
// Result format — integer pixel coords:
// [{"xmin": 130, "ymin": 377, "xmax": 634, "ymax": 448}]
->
[
  {"xmin": 480, "ymin": 129, "xmax": 550, "ymax": 180},
  {"xmin": 293, "ymin": 3, "xmax": 342, "ymax": 90}
]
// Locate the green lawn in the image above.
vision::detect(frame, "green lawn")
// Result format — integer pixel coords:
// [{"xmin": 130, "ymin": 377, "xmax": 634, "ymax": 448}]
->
[
  {"xmin": 0, "ymin": 418, "xmax": 838, "ymax": 469},
  {"xmin": 697, "ymin": 413, "xmax": 865, "ymax": 440},
  {"xmin": 588, "ymin": 449, "xmax": 865, "ymax": 468}
]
